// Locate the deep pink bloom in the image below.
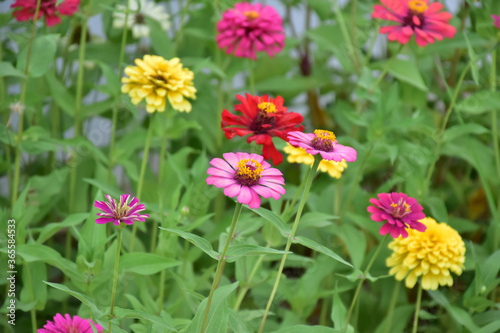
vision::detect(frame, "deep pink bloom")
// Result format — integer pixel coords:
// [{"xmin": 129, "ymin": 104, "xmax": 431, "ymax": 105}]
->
[
  {"xmin": 94, "ymin": 194, "xmax": 149, "ymax": 226},
  {"xmin": 206, "ymin": 152, "xmax": 285, "ymax": 209},
  {"xmin": 287, "ymin": 130, "xmax": 357, "ymax": 162},
  {"xmin": 216, "ymin": 1, "xmax": 285, "ymax": 60},
  {"xmin": 12, "ymin": 0, "xmax": 79, "ymax": 26},
  {"xmin": 38, "ymin": 313, "xmax": 103, "ymax": 333},
  {"xmin": 372, "ymin": 0, "xmax": 456, "ymax": 47},
  {"xmin": 492, "ymin": 15, "xmax": 500, "ymax": 30},
  {"xmin": 367, "ymin": 192, "xmax": 426, "ymax": 238}
]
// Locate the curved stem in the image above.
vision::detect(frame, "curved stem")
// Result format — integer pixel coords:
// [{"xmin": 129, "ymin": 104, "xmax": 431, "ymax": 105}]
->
[
  {"xmin": 344, "ymin": 234, "xmax": 389, "ymax": 332},
  {"xmin": 412, "ymin": 283, "xmax": 423, "ymax": 333},
  {"xmin": 258, "ymin": 157, "xmax": 321, "ymax": 333},
  {"xmin": 383, "ymin": 281, "xmax": 400, "ymax": 333},
  {"xmin": 108, "ymin": 230, "xmax": 123, "ymax": 333},
  {"xmin": 200, "ymin": 202, "xmax": 243, "ymax": 333}
]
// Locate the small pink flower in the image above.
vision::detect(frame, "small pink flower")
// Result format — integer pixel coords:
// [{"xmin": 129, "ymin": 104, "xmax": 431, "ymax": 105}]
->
[
  {"xmin": 287, "ymin": 130, "xmax": 357, "ymax": 162},
  {"xmin": 206, "ymin": 152, "xmax": 285, "ymax": 209},
  {"xmin": 94, "ymin": 194, "xmax": 149, "ymax": 226},
  {"xmin": 492, "ymin": 15, "xmax": 500, "ymax": 30},
  {"xmin": 11, "ymin": 0, "xmax": 79, "ymax": 27},
  {"xmin": 367, "ymin": 192, "xmax": 426, "ymax": 238},
  {"xmin": 216, "ymin": 1, "xmax": 285, "ymax": 60},
  {"xmin": 38, "ymin": 313, "xmax": 103, "ymax": 333},
  {"xmin": 372, "ymin": 0, "xmax": 456, "ymax": 47}
]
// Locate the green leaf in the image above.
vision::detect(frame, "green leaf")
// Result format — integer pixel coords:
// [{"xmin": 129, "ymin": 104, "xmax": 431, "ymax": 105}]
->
[
  {"xmin": 20, "ymin": 126, "xmax": 61, "ymax": 154},
  {"xmin": 225, "ymin": 245, "xmax": 291, "ymax": 263},
  {"xmin": 45, "ymin": 71, "xmax": 76, "ymax": 116},
  {"xmin": 385, "ymin": 59, "xmax": 428, "ymax": 91},
  {"xmin": 44, "ymin": 282, "xmax": 105, "ymax": 318},
  {"xmin": 249, "ymin": 206, "xmax": 290, "ymax": 237},
  {"xmin": 272, "ymin": 326, "xmax": 342, "ymax": 333},
  {"xmin": 119, "ymin": 253, "xmax": 181, "ymax": 275},
  {"xmin": 464, "ymin": 32, "xmax": 479, "ymax": 85},
  {"xmin": 423, "ymin": 197, "xmax": 449, "ymax": 223},
  {"xmin": 428, "ymin": 290, "xmax": 480, "ymax": 332},
  {"xmin": 255, "ymin": 76, "xmax": 328, "ymax": 93},
  {"xmin": 159, "ymin": 228, "xmax": 219, "ymax": 260},
  {"xmin": 146, "ymin": 17, "xmax": 173, "ymax": 59},
  {"xmin": 17, "ymin": 34, "xmax": 59, "ymax": 78},
  {"xmin": 36, "ymin": 213, "xmax": 88, "ymax": 244},
  {"xmin": 294, "ymin": 236, "xmax": 352, "ymax": 268},
  {"xmin": 331, "ymin": 285, "xmax": 350, "ymax": 332},
  {"xmin": 83, "ymin": 178, "xmax": 123, "ymax": 198},
  {"xmin": 0, "ymin": 61, "xmax": 26, "ymax": 78},
  {"xmin": 443, "ymin": 123, "xmax": 489, "ymax": 142},
  {"xmin": 112, "ymin": 307, "xmax": 176, "ymax": 331},
  {"xmin": 456, "ymin": 90, "xmax": 500, "ymax": 115}
]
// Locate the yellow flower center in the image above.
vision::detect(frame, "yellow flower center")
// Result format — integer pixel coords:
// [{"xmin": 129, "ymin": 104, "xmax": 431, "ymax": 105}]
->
[
  {"xmin": 390, "ymin": 199, "xmax": 412, "ymax": 218},
  {"xmin": 314, "ymin": 129, "xmax": 336, "ymax": 142},
  {"xmin": 408, "ymin": 0, "xmax": 428, "ymax": 14},
  {"xmin": 312, "ymin": 129, "xmax": 336, "ymax": 152},
  {"xmin": 234, "ymin": 158, "xmax": 264, "ymax": 186},
  {"xmin": 258, "ymin": 101, "xmax": 277, "ymax": 113},
  {"xmin": 244, "ymin": 10, "xmax": 259, "ymax": 20},
  {"xmin": 404, "ymin": 202, "xmax": 411, "ymax": 213}
]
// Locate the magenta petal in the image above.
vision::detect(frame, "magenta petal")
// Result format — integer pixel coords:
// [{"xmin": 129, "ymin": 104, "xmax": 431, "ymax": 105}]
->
[{"xmin": 237, "ymin": 186, "xmax": 252, "ymax": 205}]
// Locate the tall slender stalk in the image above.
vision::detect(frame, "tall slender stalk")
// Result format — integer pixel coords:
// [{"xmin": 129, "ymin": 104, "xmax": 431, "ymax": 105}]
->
[
  {"xmin": 258, "ymin": 157, "xmax": 321, "ymax": 333},
  {"xmin": 11, "ymin": 0, "xmax": 42, "ymax": 208},
  {"xmin": 248, "ymin": 59, "xmax": 255, "ymax": 95},
  {"xmin": 108, "ymin": 230, "xmax": 123, "ymax": 333},
  {"xmin": 150, "ymin": 133, "xmax": 168, "ymax": 253},
  {"xmin": 412, "ymin": 283, "xmax": 423, "ymax": 333},
  {"xmin": 383, "ymin": 281, "xmax": 400, "ymax": 333}
]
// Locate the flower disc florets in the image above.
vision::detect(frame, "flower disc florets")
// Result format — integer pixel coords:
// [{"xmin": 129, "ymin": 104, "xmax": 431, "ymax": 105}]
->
[
  {"xmin": 287, "ymin": 130, "xmax": 357, "ymax": 162},
  {"xmin": 312, "ymin": 129, "xmax": 336, "ymax": 152},
  {"xmin": 234, "ymin": 158, "xmax": 264, "ymax": 186}
]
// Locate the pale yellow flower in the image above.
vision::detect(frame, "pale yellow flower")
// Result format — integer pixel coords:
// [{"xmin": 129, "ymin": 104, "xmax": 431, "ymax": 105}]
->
[
  {"xmin": 121, "ymin": 55, "xmax": 196, "ymax": 113},
  {"xmin": 386, "ymin": 217, "xmax": 466, "ymax": 290},
  {"xmin": 283, "ymin": 143, "xmax": 347, "ymax": 179}
]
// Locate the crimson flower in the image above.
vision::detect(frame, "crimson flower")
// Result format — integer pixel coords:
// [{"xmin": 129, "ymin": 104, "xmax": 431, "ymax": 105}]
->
[
  {"xmin": 221, "ymin": 93, "xmax": 304, "ymax": 165},
  {"xmin": 12, "ymin": 0, "xmax": 79, "ymax": 26},
  {"xmin": 493, "ymin": 15, "xmax": 500, "ymax": 30}
]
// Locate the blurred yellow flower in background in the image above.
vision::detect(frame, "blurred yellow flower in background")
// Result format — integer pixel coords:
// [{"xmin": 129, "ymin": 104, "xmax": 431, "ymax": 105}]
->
[
  {"xmin": 122, "ymin": 55, "xmax": 196, "ymax": 113},
  {"xmin": 283, "ymin": 143, "xmax": 347, "ymax": 178},
  {"xmin": 386, "ymin": 217, "xmax": 465, "ymax": 290}
]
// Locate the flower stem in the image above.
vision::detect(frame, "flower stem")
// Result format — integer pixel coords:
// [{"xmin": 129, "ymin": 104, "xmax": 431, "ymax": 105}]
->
[
  {"xmin": 150, "ymin": 134, "xmax": 168, "ymax": 253},
  {"xmin": 344, "ymin": 234, "xmax": 389, "ymax": 332},
  {"xmin": 412, "ymin": 283, "xmax": 423, "ymax": 333},
  {"xmin": 130, "ymin": 113, "xmax": 155, "ymax": 252},
  {"xmin": 258, "ymin": 157, "xmax": 321, "ymax": 333},
  {"xmin": 108, "ymin": 229, "xmax": 123, "ymax": 333},
  {"xmin": 11, "ymin": 0, "xmax": 42, "ymax": 208},
  {"xmin": 369, "ymin": 45, "xmax": 403, "ymax": 94},
  {"xmin": 491, "ymin": 49, "xmax": 500, "ymax": 303},
  {"xmin": 383, "ymin": 281, "xmax": 400, "ymax": 333},
  {"xmin": 200, "ymin": 202, "xmax": 243, "ymax": 333},
  {"xmin": 248, "ymin": 59, "xmax": 255, "ymax": 95},
  {"xmin": 108, "ymin": 0, "xmax": 131, "ymax": 182}
]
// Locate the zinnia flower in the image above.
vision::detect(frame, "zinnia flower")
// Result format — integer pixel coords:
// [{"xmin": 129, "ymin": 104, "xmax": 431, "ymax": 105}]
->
[
  {"xmin": 287, "ymin": 130, "xmax": 357, "ymax": 162},
  {"xmin": 206, "ymin": 152, "xmax": 285, "ymax": 209},
  {"xmin": 367, "ymin": 192, "xmax": 426, "ymax": 238},
  {"xmin": 386, "ymin": 217, "xmax": 466, "ymax": 290},
  {"xmin": 493, "ymin": 15, "xmax": 500, "ymax": 30},
  {"xmin": 216, "ymin": 1, "xmax": 285, "ymax": 60},
  {"xmin": 283, "ymin": 143, "xmax": 347, "ymax": 179},
  {"xmin": 12, "ymin": 0, "xmax": 79, "ymax": 26},
  {"xmin": 122, "ymin": 55, "xmax": 196, "ymax": 113},
  {"xmin": 372, "ymin": 0, "xmax": 456, "ymax": 47},
  {"xmin": 38, "ymin": 313, "xmax": 103, "ymax": 333},
  {"xmin": 221, "ymin": 94, "xmax": 304, "ymax": 165},
  {"xmin": 113, "ymin": 0, "xmax": 170, "ymax": 39},
  {"xmin": 94, "ymin": 194, "xmax": 149, "ymax": 226}
]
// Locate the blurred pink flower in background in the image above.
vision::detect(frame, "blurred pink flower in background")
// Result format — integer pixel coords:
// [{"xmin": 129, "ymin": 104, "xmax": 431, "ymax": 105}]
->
[
  {"xmin": 216, "ymin": 1, "xmax": 285, "ymax": 60},
  {"xmin": 288, "ymin": 130, "xmax": 357, "ymax": 162},
  {"xmin": 94, "ymin": 194, "xmax": 149, "ymax": 226},
  {"xmin": 38, "ymin": 313, "xmax": 103, "ymax": 333},
  {"xmin": 12, "ymin": 0, "xmax": 79, "ymax": 26},
  {"xmin": 492, "ymin": 15, "xmax": 500, "ymax": 30}
]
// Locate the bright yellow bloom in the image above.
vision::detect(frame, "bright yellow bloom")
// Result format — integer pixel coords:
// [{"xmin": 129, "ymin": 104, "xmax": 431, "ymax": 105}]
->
[
  {"xmin": 386, "ymin": 217, "xmax": 465, "ymax": 290},
  {"xmin": 283, "ymin": 143, "xmax": 347, "ymax": 179},
  {"xmin": 121, "ymin": 55, "xmax": 196, "ymax": 113}
]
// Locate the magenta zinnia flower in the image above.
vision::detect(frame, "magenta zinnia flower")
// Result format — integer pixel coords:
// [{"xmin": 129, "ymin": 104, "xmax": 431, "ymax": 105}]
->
[
  {"xmin": 287, "ymin": 130, "xmax": 357, "ymax": 162},
  {"xmin": 94, "ymin": 194, "xmax": 149, "ymax": 226},
  {"xmin": 367, "ymin": 192, "xmax": 426, "ymax": 238},
  {"xmin": 206, "ymin": 152, "xmax": 285, "ymax": 209},
  {"xmin": 12, "ymin": 0, "xmax": 79, "ymax": 26},
  {"xmin": 38, "ymin": 313, "xmax": 103, "ymax": 333},
  {"xmin": 493, "ymin": 15, "xmax": 500, "ymax": 30},
  {"xmin": 372, "ymin": 0, "xmax": 456, "ymax": 47},
  {"xmin": 216, "ymin": 2, "xmax": 285, "ymax": 60}
]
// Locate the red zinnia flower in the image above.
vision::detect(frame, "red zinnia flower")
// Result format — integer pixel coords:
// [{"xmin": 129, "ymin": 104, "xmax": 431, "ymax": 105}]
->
[
  {"xmin": 372, "ymin": 0, "xmax": 456, "ymax": 47},
  {"xmin": 221, "ymin": 94, "xmax": 304, "ymax": 165},
  {"xmin": 493, "ymin": 15, "xmax": 500, "ymax": 30},
  {"xmin": 12, "ymin": 0, "xmax": 80, "ymax": 27}
]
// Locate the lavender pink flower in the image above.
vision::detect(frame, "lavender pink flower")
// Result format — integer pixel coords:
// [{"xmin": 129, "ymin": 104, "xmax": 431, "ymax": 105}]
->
[
  {"xmin": 206, "ymin": 152, "xmax": 285, "ymax": 209},
  {"xmin": 287, "ymin": 130, "xmax": 357, "ymax": 162},
  {"xmin": 216, "ymin": 1, "xmax": 285, "ymax": 60},
  {"xmin": 493, "ymin": 15, "xmax": 500, "ymax": 30},
  {"xmin": 38, "ymin": 313, "xmax": 103, "ymax": 333},
  {"xmin": 94, "ymin": 194, "xmax": 149, "ymax": 226},
  {"xmin": 367, "ymin": 192, "xmax": 426, "ymax": 238}
]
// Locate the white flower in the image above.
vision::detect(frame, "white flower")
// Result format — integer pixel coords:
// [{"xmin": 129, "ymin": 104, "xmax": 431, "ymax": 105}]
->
[{"xmin": 113, "ymin": 0, "xmax": 170, "ymax": 39}]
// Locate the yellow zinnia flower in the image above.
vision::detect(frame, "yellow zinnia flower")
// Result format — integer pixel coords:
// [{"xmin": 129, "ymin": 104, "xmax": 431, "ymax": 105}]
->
[
  {"xmin": 121, "ymin": 55, "xmax": 196, "ymax": 113},
  {"xmin": 283, "ymin": 143, "xmax": 347, "ymax": 179},
  {"xmin": 386, "ymin": 217, "xmax": 465, "ymax": 290}
]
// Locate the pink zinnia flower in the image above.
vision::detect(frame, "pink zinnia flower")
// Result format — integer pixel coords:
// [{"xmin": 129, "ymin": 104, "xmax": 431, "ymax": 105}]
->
[
  {"xmin": 372, "ymin": 0, "xmax": 456, "ymax": 47},
  {"xmin": 206, "ymin": 152, "xmax": 285, "ymax": 209},
  {"xmin": 287, "ymin": 130, "xmax": 357, "ymax": 162},
  {"xmin": 38, "ymin": 313, "xmax": 103, "ymax": 333},
  {"xmin": 492, "ymin": 15, "xmax": 500, "ymax": 30},
  {"xmin": 367, "ymin": 192, "xmax": 426, "ymax": 238},
  {"xmin": 12, "ymin": 0, "xmax": 79, "ymax": 26},
  {"xmin": 94, "ymin": 194, "xmax": 149, "ymax": 226},
  {"xmin": 216, "ymin": 2, "xmax": 285, "ymax": 60}
]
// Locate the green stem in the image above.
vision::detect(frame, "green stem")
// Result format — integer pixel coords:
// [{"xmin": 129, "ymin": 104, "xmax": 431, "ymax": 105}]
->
[
  {"xmin": 383, "ymin": 281, "xmax": 400, "ymax": 333},
  {"xmin": 491, "ymin": 49, "xmax": 500, "ymax": 303},
  {"xmin": 258, "ymin": 157, "xmax": 321, "ymax": 333},
  {"xmin": 412, "ymin": 283, "xmax": 423, "ymax": 333},
  {"xmin": 158, "ymin": 269, "xmax": 167, "ymax": 312},
  {"xmin": 350, "ymin": 0, "xmax": 361, "ymax": 72},
  {"xmin": 174, "ymin": 0, "xmax": 190, "ymax": 54},
  {"xmin": 332, "ymin": 0, "xmax": 360, "ymax": 73},
  {"xmin": 248, "ymin": 59, "xmax": 255, "ymax": 95},
  {"xmin": 24, "ymin": 263, "xmax": 37, "ymax": 333},
  {"xmin": 108, "ymin": 0, "xmax": 131, "ymax": 182},
  {"xmin": 151, "ymin": 134, "xmax": 168, "ymax": 253},
  {"xmin": 200, "ymin": 202, "xmax": 243, "ymax": 333},
  {"xmin": 281, "ymin": 172, "xmax": 308, "ymax": 222},
  {"xmin": 369, "ymin": 45, "xmax": 403, "ymax": 94},
  {"xmin": 11, "ymin": 0, "xmax": 42, "ymax": 208},
  {"xmin": 108, "ymin": 229, "xmax": 123, "ymax": 333},
  {"xmin": 130, "ymin": 114, "xmax": 155, "ymax": 252},
  {"xmin": 344, "ymin": 234, "xmax": 389, "ymax": 332}
]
